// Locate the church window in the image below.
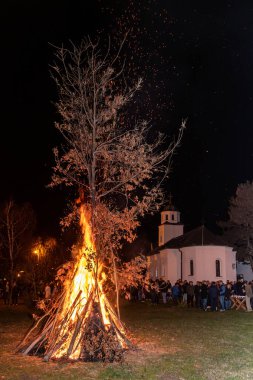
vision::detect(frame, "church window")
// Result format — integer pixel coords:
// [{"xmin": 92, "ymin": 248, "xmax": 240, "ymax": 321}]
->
[
  {"xmin": 215, "ymin": 260, "xmax": 221, "ymax": 277},
  {"xmin": 165, "ymin": 214, "xmax": 168, "ymax": 221},
  {"xmin": 171, "ymin": 214, "xmax": 175, "ymax": 221},
  {"xmin": 190, "ymin": 259, "xmax": 194, "ymax": 276}
]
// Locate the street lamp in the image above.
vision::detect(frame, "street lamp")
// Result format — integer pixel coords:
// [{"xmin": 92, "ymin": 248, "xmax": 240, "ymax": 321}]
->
[
  {"xmin": 33, "ymin": 248, "xmax": 44, "ymax": 261},
  {"xmin": 33, "ymin": 249, "xmax": 39, "ymax": 261}
]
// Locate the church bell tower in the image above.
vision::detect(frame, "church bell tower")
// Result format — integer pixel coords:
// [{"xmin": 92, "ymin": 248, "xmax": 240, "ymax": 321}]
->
[{"xmin": 158, "ymin": 200, "xmax": 184, "ymax": 246}]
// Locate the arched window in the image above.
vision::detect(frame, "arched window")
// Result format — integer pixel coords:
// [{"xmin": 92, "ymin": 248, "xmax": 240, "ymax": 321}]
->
[
  {"xmin": 190, "ymin": 259, "xmax": 194, "ymax": 276},
  {"xmin": 215, "ymin": 259, "xmax": 221, "ymax": 277}
]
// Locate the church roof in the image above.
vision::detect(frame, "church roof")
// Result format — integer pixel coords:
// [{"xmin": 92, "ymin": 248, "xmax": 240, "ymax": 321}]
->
[
  {"xmin": 162, "ymin": 195, "xmax": 178, "ymax": 212},
  {"xmin": 159, "ymin": 225, "xmax": 233, "ymax": 250},
  {"xmin": 162, "ymin": 204, "xmax": 177, "ymax": 211}
]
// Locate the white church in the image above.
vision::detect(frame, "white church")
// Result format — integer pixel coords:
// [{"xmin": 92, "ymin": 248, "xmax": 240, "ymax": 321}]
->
[{"xmin": 148, "ymin": 205, "xmax": 237, "ymax": 284}]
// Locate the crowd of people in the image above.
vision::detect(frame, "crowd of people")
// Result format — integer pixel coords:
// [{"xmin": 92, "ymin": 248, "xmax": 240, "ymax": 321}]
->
[
  {"xmin": 2, "ymin": 276, "xmax": 253, "ymax": 313},
  {"xmin": 0, "ymin": 280, "xmax": 20, "ymax": 306},
  {"xmin": 130, "ymin": 278, "xmax": 253, "ymax": 312},
  {"xmin": 0, "ymin": 279, "xmax": 58, "ymax": 306}
]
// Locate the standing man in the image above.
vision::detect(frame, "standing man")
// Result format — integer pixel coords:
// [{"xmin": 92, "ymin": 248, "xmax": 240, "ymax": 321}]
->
[
  {"xmin": 225, "ymin": 282, "xmax": 232, "ymax": 310},
  {"xmin": 12, "ymin": 281, "xmax": 19, "ymax": 305},
  {"xmin": 3, "ymin": 281, "xmax": 10, "ymax": 305},
  {"xmin": 219, "ymin": 280, "xmax": 226, "ymax": 312},
  {"xmin": 209, "ymin": 282, "xmax": 218, "ymax": 312},
  {"xmin": 194, "ymin": 281, "xmax": 201, "ymax": 308},
  {"xmin": 159, "ymin": 278, "xmax": 168, "ymax": 304},
  {"xmin": 245, "ymin": 281, "xmax": 253, "ymax": 312},
  {"xmin": 44, "ymin": 283, "xmax": 51, "ymax": 301},
  {"xmin": 186, "ymin": 281, "xmax": 194, "ymax": 307},
  {"xmin": 201, "ymin": 281, "xmax": 208, "ymax": 311}
]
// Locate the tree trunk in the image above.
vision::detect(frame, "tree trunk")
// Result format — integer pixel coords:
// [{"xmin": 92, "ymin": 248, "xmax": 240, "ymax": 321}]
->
[
  {"xmin": 112, "ymin": 255, "xmax": 120, "ymax": 319},
  {"xmin": 9, "ymin": 259, "xmax": 14, "ymax": 305}
]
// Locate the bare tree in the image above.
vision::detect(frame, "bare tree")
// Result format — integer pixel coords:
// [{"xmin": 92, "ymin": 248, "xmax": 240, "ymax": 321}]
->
[
  {"xmin": 220, "ymin": 181, "xmax": 253, "ymax": 268},
  {"xmin": 0, "ymin": 199, "xmax": 36, "ymax": 302},
  {"xmin": 18, "ymin": 38, "xmax": 185, "ymax": 362}
]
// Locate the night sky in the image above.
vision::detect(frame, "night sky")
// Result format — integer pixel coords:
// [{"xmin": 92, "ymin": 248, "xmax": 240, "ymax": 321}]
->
[{"xmin": 1, "ymin": 1, "xmax": 253, "ymax": 243}]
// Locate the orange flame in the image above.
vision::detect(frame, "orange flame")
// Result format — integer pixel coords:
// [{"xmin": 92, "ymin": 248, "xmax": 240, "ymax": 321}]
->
[{"xmin": 52, "ymin": 204, "xmax": 111, "ymax": 360}]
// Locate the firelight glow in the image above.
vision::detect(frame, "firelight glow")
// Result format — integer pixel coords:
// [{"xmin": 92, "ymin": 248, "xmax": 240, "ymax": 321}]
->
[{"xmin": 52, "ymin": 204, "xmax": 116, "ymax": 360}]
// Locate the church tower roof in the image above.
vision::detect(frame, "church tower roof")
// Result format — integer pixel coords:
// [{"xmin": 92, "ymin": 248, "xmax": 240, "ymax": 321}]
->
[
  {"xmin": 163, "ymin": 204, "xmax": 177, "ymax": 211},
  {"xmin": 162, "ymin": 193, "xmax": 177, "ymax": 211}
]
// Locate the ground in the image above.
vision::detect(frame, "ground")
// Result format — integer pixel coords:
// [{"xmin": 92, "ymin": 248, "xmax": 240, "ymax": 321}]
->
[{"xmin": 1, "ymin": 299, "xmax": 253, "ymax": 380}]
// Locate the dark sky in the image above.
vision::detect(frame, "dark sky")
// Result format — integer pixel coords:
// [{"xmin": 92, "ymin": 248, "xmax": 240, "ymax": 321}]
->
[{"xmin": 1, "ymin": 1, "xmax": 253, "ymax": 242}]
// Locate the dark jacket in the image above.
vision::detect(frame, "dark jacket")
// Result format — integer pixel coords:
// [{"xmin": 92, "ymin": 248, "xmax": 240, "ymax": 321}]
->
[
  {"xmin": 209, "ymin": 284, "xmax": 218, "ymax": 298},
  {"xmin": 201, "ymin": 284, "xmax": 208, "ymax": 299}
]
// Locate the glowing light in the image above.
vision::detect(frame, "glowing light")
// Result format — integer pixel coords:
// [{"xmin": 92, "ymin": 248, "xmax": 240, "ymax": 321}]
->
[
  {"xmin": 52, "ymin": 204, "xmax": 126, "ymax": 360},
  {"xmin": 33, "ymin": 248, "xmax": 44, "ymax": 261}
]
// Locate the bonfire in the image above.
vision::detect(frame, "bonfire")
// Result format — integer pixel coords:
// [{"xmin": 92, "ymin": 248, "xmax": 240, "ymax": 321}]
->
[
  {"xmin": 18, "ymin": 202, "xmax": 132, "ymax": 362},
  {"xmin": 17, "ymin": 37, "xmax": 185, "ymax": 363}
]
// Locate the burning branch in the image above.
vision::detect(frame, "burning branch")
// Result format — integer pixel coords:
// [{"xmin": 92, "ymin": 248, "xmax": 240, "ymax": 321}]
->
[{"xmin": 18, "ymin": 204, "xmax": 132, "ymax": 362}]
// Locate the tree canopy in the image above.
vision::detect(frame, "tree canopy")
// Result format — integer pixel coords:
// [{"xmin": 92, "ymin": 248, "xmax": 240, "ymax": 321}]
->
[{"xmin": 220, "ymin": 181, "xmax": 253, "ymax": 266}]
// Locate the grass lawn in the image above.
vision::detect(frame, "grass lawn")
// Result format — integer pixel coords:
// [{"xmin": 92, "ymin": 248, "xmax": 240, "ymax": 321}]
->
[{"xmin": 1, "ymin": 300, "xmax": 253, "ymax": 380}]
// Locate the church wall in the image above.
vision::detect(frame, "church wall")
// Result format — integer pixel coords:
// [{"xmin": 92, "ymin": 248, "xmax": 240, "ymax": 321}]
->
[
  {"xmin": 224, "ymin": 247, "xmax": 236, "ymax": 281},
  {"xmin": 181, "ymin": 246, "xmax": 236, "ymax": 283},
  {"xmin": 158, "ymin": 224, "xmax": 184, "ymax": 246},
  {"xmin": 164, "ymin": 249, "xmax": 181, "ymax": 284},
  {"xmin": 149, "ymin": 253, "xmax": 159, "ymax": 279},
  {"xmin": 181, "ymin": 247, "xmax": 197, "ymax": 283},
  {"xmin": 149, "ymin": 249, "xmax": 180, "ymax": 284}
]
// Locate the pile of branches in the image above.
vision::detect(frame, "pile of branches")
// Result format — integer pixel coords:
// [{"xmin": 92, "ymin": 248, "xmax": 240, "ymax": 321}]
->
[{"xmin": 17, "ymin": 283, "xmax": 132, "ymax": 362}]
